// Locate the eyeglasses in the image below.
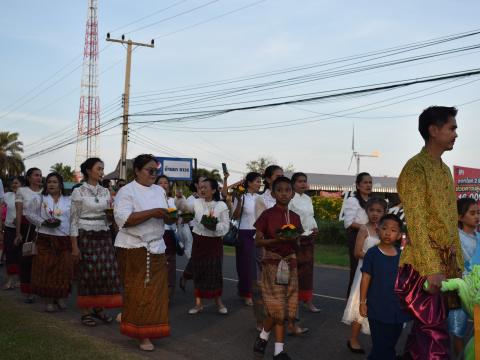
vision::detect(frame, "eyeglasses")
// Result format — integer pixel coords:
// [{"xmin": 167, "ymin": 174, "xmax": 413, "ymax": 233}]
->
[{"xmin": 144, "ymin": 167, "xmax": 157, "ymax": 175}]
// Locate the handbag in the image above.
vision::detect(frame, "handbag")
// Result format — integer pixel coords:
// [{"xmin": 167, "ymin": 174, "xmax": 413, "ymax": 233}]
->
[
  {"xmin": 223, "ymin": 195, "xmax": 244, "ymax": 247},
  {"xmin": 275, "ymin": 258, "xmax": 290, "ymax": 285},
  {"xmin": 22, "ymin": 225, "xmax": 37, "ymax": 257}
]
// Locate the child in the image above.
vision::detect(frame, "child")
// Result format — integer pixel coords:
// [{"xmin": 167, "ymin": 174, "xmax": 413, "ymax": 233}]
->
[
  {"xmin": 342, "ymin": 197, "xmax": 387, "ymax": 353},
  {"xmin": 253, "ymin": 176, "xmax": 303, "ymax": 360},
  {"xmin": 448, "ymin": 197, "xmax": 480, "ymax": 356},
  {"xmin": 359, "ymin": 214, "xmax": 410, "ymax": 360}
]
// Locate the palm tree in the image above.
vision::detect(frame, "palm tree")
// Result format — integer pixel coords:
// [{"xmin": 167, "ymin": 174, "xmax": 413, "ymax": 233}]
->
[
  {"xmin": 50, "ymin": 163, "xmax": 75, "ymax": 182},
  {"xmin": 0, "ymin": 132, "xmax": 24, "ymax": 177},
  {"xmin": 195, "ymin": 168, "xmax": 223, "ymax": 183}
]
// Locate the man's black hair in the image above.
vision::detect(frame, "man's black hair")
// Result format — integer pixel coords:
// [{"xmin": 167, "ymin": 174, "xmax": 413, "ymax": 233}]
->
[{"xmin": 418, "ymin": 106, "xmax": 457, "ymax": 141}]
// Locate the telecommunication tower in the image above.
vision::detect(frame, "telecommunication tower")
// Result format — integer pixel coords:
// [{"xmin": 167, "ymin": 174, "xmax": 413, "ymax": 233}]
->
[{"xmin": 75, "ymin": 0, "xmax": 100, "ymax": 176}]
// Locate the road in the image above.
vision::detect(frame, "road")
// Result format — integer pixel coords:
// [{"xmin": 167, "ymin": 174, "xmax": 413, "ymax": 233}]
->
[{"xmin": 2, "ymin": 253, "xmax": 410, "ymax": 360}]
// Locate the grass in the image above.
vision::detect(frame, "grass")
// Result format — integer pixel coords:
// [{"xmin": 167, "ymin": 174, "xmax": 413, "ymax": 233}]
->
[
  {"xmin": 224, "ymin": 243, "xmax": 348, "ymax": 268},
  {"xmin": 0, "ymin": 296, "xmax": 143, "ymax": 360}
]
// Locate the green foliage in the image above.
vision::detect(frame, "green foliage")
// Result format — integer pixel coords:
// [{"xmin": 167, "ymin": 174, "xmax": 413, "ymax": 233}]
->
[
  {"xmin": 195, "ymin": 168, "xmax": 223, "ymax": 183},
  {"xmin": 315, "ymin": 219, "xmax": 346, "ymax": 245},
  {"xmin": 0, "ymin": 131, "xmax": 24, "ymax": 177},
  {"xmin": 312, "ymin": 196, "xmax": 343, "ymax": 221},
  {"xmin": 49, "ymin": 162, "xmax": 75, "ymax": 182}
]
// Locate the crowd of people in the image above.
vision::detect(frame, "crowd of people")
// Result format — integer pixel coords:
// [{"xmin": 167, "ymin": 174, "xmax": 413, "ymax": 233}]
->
[{"xmin": 0, "ymin": 105, "xmax": 478, "ymax": 360}]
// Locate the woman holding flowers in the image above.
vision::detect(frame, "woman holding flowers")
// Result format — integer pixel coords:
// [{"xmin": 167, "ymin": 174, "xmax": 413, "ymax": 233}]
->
[
  {"xmin": 26, "ymin": 172, "xmax": 73, "ymax": 312},
  {"xmin": 114, "ymin": 154, "xmax": 171, "ymax": 351},
  {"xmin": 231, "ymin": 172, "xmax": 262, "ymax": 306},
  {"xmin": 70, "ymin": 157, "xmax": 122, "ymax": 327},
  {"xmin": 176, "ymin": 178, "xmax": 230, "ymax": 315}
]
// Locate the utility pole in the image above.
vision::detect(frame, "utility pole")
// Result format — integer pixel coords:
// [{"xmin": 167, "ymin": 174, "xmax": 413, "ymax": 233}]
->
[{"xmin": 106, "ymin": 33, "xmax": 154, "ymax": 180}]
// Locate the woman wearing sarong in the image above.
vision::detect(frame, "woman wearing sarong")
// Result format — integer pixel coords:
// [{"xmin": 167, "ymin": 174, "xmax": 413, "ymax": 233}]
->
[
  {"xmin": 115, "ymin": 154, "xmax": 171, "ymax": 351},
  {"xmin": 156, "ymin": 175, "xmax": 178, "ymax": 300},
  {"xmin": 70, "ymin": 157, "xmax": 122, "ymax": 326},
  {"xmin": 176, "ymin": 178, "xmax": 230, "ymax": 315},
  {"xmin": 231, "ymin": 172, "xmax": 261, "ymax": 306},
  {"xmin": 289, "ymin": 172, "xmax": 320, "ymax": 313},
  {"xmin": 15, "ymin": 167, "xmax": 43, "ymax": 302},
  {"xmin": 2, "ymin": 176, "xmax": 23, "ymax": 290},
  {"xmin": 26, "ymin": 173, "xmax": 73, "ymax": 312}
]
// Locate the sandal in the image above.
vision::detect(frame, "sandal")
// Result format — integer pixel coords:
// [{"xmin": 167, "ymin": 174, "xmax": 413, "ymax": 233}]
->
[
  {"xmin": 91, "ymin": 308, "xmax": 113, "ymax": 323},
  {"xmin": 81, "ymin": 314, "xmax": 97, "ymax": 327},
  {"xmin": 54, "ymin": 299, "xmax": 67, "ymax": 310},
  {"xmin": 287, "ymin": 326, "xmax": 309, "ymax": 336}
]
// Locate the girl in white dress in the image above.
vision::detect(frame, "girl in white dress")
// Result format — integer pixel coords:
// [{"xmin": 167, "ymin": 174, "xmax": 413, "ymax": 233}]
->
[{"xmin": 342, "ymin": 197, "xmax": 387, "ymax": 354}]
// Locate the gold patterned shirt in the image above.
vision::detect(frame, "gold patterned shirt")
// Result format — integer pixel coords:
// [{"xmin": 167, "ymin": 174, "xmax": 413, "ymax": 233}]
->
[{"xmin": 397, "ymin": 147, "xmax": 463, "ymax": 276}]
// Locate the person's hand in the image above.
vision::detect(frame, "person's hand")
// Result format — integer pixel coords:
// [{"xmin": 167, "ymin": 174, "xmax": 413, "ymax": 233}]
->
[
  {"xmin": 426, "ymin": 273, "xmax": 446, "ymax": 294},
  {"xmin": 359, "ymin": 303, "xmax": 368, "ymax": 318},
  {"xmin": 72, "ymin": 246, "xmax": 81, "ymax": 262},
  {"xmin": 155, "ymin": 208, "xmax": 167, "ymax": 219},
  {"xmin": 223, "ymin": 172, "xmax": 230, "ymax": 180},
  {"xmin": 14, "ymin": 233, "xmax": 22, "ymax": 246},
  {"xmin": 312, "ymin": 228, "xmax": 319, "ymax": 236}
]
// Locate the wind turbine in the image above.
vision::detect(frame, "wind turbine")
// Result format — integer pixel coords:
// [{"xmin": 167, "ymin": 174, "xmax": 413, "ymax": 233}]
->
[{"xmin": 348, "ymin": 124, "xmax": 380, "ymax": 175}]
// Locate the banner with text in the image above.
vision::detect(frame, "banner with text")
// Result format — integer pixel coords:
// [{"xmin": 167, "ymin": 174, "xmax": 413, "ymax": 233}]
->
[
  {"xmin": 453, "ymin": 165, "xmax": 480, "ymax": 203},
  {"xmin": 155, "ymin": 157, "xmax": 193, "ymax": 181}
]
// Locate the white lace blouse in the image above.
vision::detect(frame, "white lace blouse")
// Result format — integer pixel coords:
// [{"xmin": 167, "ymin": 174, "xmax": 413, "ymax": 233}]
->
[
  {"xmin": 114, "ymin": 181, "xmax": 168, "ymax": 254},
  {"xmin": 26, "ymin": 194, "xmax": 71, "ymax": 236},
  {"xmin": 289, "ymin": 193, "xmax": 317, "ymax": 235},
  {"xmin": 176, "ymin": 197, "xmax": 229, "ymax": 237},
  {"xmin": 16, "ymin": 187, "xmax": 42, "ymax": 216},
  {"xmin": 70, "ymin": 183, "xmax": 111, "ymax": 236}
]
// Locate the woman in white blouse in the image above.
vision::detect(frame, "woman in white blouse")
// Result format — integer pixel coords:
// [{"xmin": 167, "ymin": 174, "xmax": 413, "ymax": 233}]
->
[
  {"xmin": 156, "ymin": 174, "xmax": 178, "ymax": 300},
  {"xmin": 343, "ymin": 172, "xmax": 372, "ymax": 295},
  {"xmin": 15, "ymin": 167, "xmax": 43, "ymax": 303},
  {"xmin": 176, "ymin": 178, "xmax": 230, "ymax": 315},
  {"xmin": 26, "ymin": 173, "xmax": 73, "ymax": 312},
  {"xmin": 70, "ymin": 158, "xmax": 122, "ymax": 327},
  {"xmin": 289, "ymin": 172, "xmax": 320, "ymax": 314},
  {"xmin": 114, "ymin": 154, "xmax": 171, "ymax": 351},
  {"xmin": 231, "ymin": 172, "xmax": 261, "ymax": 306},
  {"xmin": 2, "ymin": 176, "xmax": 23, "ymax": 290}
]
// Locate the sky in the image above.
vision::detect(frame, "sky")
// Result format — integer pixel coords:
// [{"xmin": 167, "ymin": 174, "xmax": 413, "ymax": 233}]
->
[{"xmin": 1, "ymin": 0, "xmax": 479, "ymax": 181}]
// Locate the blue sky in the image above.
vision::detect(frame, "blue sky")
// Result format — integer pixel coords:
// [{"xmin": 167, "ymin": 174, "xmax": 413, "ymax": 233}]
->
[{"xmin": 1, "ymin": 0, "xmax": 479, "ymax": 180}]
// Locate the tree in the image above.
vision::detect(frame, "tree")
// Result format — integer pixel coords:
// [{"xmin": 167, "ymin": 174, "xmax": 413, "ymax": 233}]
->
[
  {"xmin": 245, "ymin": 156, "xmax": 295, "ymax": 174},
  {"xmin": 195, "ymin": 168, "xmax": 223, "ymax": 183},
  {"xmin": 50, "ymin": 163, "xmax": 75, "ymax": 182},
  {"xmin": 0, "ymin": 131, "xmax": 24, "ymax": 177},
  {"xmin": 245, "ymin": 156, "xmax": 276, "ymax": 174}
]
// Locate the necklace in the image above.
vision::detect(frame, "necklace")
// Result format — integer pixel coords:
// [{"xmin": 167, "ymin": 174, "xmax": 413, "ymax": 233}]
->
[{"xmin": 85, "ymin": 184, "xmax": 100, "ymax": 203}]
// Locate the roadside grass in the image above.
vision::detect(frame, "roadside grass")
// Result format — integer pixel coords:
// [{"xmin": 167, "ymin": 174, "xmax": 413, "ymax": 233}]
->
[
  {"xmin": 224, "ymin": 243, "xmax": 348, "ymax": 268},
  {"xmin": 0, "ymin": 296, "xmax": 143, "ymax": 360}
]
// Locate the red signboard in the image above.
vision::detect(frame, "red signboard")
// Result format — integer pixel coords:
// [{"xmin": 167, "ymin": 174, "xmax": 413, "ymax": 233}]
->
[{"xmin": 453, "ymin": 165, "xmax": 480, "ymax": 203}]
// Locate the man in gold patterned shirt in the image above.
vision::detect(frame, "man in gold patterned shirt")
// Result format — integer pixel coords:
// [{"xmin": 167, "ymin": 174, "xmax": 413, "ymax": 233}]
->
[{"xmin": 395, "ymin": 106, "xmax": 462, "ymax": 360}]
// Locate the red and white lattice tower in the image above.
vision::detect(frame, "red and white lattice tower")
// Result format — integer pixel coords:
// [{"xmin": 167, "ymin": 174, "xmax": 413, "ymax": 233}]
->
[{"xmin": 75, "ymin": 0, "xmax": 100, "ymax": 177}]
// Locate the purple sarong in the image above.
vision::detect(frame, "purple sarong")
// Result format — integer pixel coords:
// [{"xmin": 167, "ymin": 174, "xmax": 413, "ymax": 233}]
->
[
  {"xmin": 394, "ymin": 264, "xmax": 450, "ymax": 360},
  {"xmin": 235, "ymin": 229, "xmax": 256, "ymax": 298}
]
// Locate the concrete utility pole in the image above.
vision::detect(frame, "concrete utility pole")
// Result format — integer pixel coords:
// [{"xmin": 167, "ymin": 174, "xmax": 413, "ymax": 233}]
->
[{"xmin": 106, "ymin": 33, "xmax": 154, "ymax": 180}]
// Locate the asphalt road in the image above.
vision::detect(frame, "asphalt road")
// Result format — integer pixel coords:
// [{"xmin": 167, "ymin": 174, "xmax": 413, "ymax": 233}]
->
[{"xmin": 2, "ymin": 253, "xmax": 411, "ymax": 360}]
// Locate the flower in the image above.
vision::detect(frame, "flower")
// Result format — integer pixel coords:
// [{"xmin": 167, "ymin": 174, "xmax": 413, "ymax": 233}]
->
[
  {"xmin": 167, "ymin": 208, "xmax": 177, "ymax": 213},
  {"xmin": 281, "ymin": 224, "xmax": 297, "ymax": 230}
]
